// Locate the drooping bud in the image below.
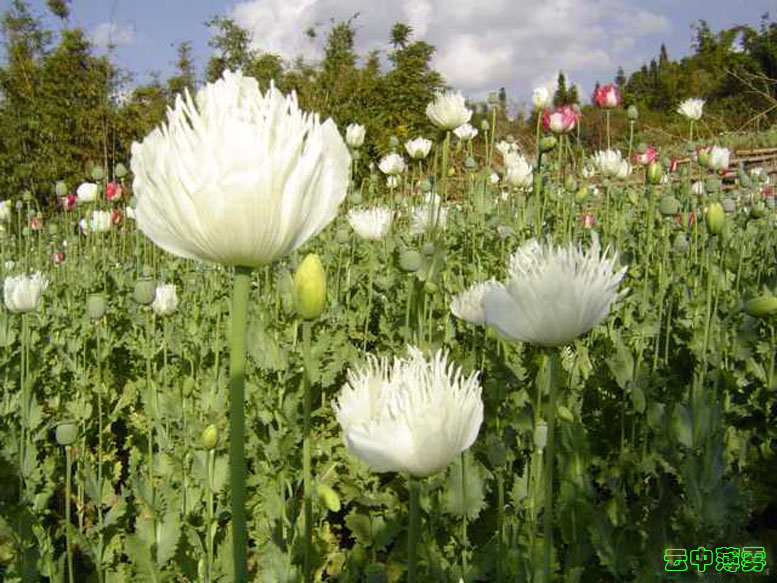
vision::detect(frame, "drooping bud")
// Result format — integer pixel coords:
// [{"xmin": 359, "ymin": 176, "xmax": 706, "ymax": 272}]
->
[
  {"xmin": 743, "ymin": 295, "xmax": 777, "ymax": 318},
  {"xmin": 293, "ymin": 253, "xmax": 327, "ymax": 320},
  {"xmin": 706, "ymin": 203, "xmax": 725, "ymax": 235}
]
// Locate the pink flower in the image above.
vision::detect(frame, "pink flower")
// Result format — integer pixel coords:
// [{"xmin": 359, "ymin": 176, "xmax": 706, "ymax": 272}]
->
[
  {"xmin": 61, "ymin": 193, "xmax": 78, "ymax": 211},
  {"xmin": 634, "ymin": 145, "xmax": 658, "ymax": 166},
  {"xmin": 669, "ymin": 157, "xmax": 679, "ymax": 173},
  {"xmin": 543, "ymin": 106, "xmax": 580, "ymax": 134},
  {"xmin": 52, "ymin": 251, "xmax": 65, "ymax": 264},
  {"xmin": 675, "ymin": 213, "xmax": 696, "ymax": 229},
  {"xmin": 593, "ymin": 84, "xmax": 621, "ymax": 109},
  {"xmin": 106, "ymin": 181, "xmax": 123, "ymax": 202},
  {"xmin": 111, "ymin": 207, "xmax": 123, "ymax": 225},
  {"xmin": 578, "ymin": 212, "xmax": 597, "ymax": 228},
  {"xmin": 30, "ymin": 215, "xmax": 42, "ymax": 231}
]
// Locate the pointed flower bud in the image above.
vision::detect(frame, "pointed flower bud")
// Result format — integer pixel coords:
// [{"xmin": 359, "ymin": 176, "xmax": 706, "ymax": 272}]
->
[{"xmin": 293, "ymin": 253, "xmax": 326, "ymax": 320}]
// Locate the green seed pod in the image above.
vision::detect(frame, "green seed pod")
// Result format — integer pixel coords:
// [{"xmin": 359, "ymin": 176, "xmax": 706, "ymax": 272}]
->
[
  {"xmin": 86, "ymin": 293, "xmax": 107, "ymax": 319},
  {"xmin": 133, "ymin": 277, "xmax": 156, "ymax": 305},
  {"xmin": 201, "ymin": 424, "xmax": 219, "ymax": 450},
  {"xmin": 480, "ymin": 119, "xmax": 490, "ymax": 131},
  {"xmin": 182, "ymin": 376, "xmax": 195, "ymax": 396},
  {"xmin": 351, "ymin": 149, "xmax": 361, "ymax": 161},
  {"xmin": 486, "ymin": 437, "xmax": 506, "ymax": 468},
  {"xmin": 420, "ymin": 179, "xmax": 432, "ymax": 193},
  {"xmin": 114, "ymin": 163, "xmax": 128, "ymax": 178},
  {"xmin": 564, "ymin": 175, "xmax": 577, "ymax": 192},
  {"xmin": 627, "ymin": 105, "xmax": 638, "ymax": 121},
  {"xmin": 349, "ymin": 192, "xmax": 363, "ymax": 205},
  {"xmin": 55, "ymin": 181, "xmax": 68, "ymax": 197},
  {"xmin": 47, "ymin": 223, "xmax": 59, "ymax": 236},
  {"xmin": 658, "ymin": 195, "xmax": 680, "ymax": 216},
  {"xmin": 672, "ymin": 232, "xmax": 689, "ymax": 253},
  {"xmin": 647, "ymin": 161, "xmax": 663, "ymax": 185},
  {"xmin": 421, "ymin": 241, "xmax": 435, "ymax": 256},
  {"xmin": 399, "ymin": 249, "xmax": 422, "ymax": 272},
  {"xmin": 423, "ymin": 281, "xmax": 438, "ymax": 294},
  {"xmin": 335, "ymin": 227, "xmax": 350, "ymax": 245},
  {"xmin": 465, "ymin": 156, "xmax": 477, "ymax": 169},
  {"xmin": 293, "ymin": 253, "xmax": 327, "ymax": 320},
  {"xmin": 721, "ymin": 197, "xmax": 736, "ymax": 213},
  {"xmin": 706, "ymin": 203, "xmax": 725, "ymax": 235},
  {"xmin": 539, "ymin": 136, "xmax": 557, "ymax": 153},
  {"xmin": 91, "ymin": 165, "xmax": 105, "ymax": 181},
  {"xmin": 55, "ymin": 421, "xmax": 78, "ymax": 446},
  {"xmin": 575, "ymin": 185, "xmax": 589, "ymax": 202},
  {"xmin": 744, "ymin": 295, "xmax": 777, "ymax": 318},
  {"xmin": 557, "ymin": 405, "xmax": 574, "ymax": 423},
  {"xmin": 704, "ymin": 176, "xmax": 720, "ymax": 193},
  {"xmin": 315, "ymin": 483, "xmax": 341, "ymax": 512}
]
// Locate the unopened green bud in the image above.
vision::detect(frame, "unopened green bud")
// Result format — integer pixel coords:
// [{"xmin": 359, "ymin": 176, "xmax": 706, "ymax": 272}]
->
[
  {"xmin": 647, "ymin": 161, "xmax": 663, "ymax": 185},
  {"xmin": 351, "ymin": 150, "xmax": 361, "ymax": 161},
  {"xmin": 55, "ymin": 421, "xmax": 78, "ymax": 446},
  {"xmin": 721, "ymin": 197, "xmax": 736, "ymax": 213},
  {"xmin": 697, "ymin": 149, "xmax": 710, "ymax": 168},
  {"xmin": 315, "ymin": 483, "xmax": 341, "ymax": 512},
  {"xmin": 465, "ymin": 156, "xmax": 477, "ymax": 169},
  {"xmin": 540, "ymin": 137, "xmax": 557, "ymax": 153},
  {"xmin": 575, "ymin": 185, "xmax": 589, "ymax": 202},
  {"xmin": 114, "ymin": 163, "xmax": 128, "ymax": 178},
  {"xmin": 564, "ymin": 176, "xmax": 577, "ymax": 192},
  {"xmin": 55, "ymin": 181, "xmax": 68, "ymax": 197},
  {"xmin": 388, "ymin": 136, "xmax": 399, "ymax": 149},
  {"xmin": 557, "ymin": 406, "xmax": 574, "ymax": 423},
  {"xmin": 91, "ymin": 165, "xmax": 104, "ymax": 181},
  {"xmin": 86, "ymin": 293, "xmax": 107, "ymax": 319},
  {"xmin": 706, "ymin": 203, "xmax": 725, "ymax": 235},
  {"xmin": 133, "ymin": 277, "xmax": 156, "ymax": 305},
  {"xmin": 22, "ymin": 190, "xmax": 32, "ymax": 202},
  {"xmin": 627, "ymin": 105, "xmax": 638, "ymax": 121},
  {"xmin": 399, "ymin": 250, "xmax": 422, "ymax": 273},
  {"xmin": 293, "ymin": 253, "xmax": 326, "ymax": 320},
  {"xmin": 658, "ymin": 195, "xmax": 680, "ymax": 216},
  {"xmin": 480, "ymin": 119, "xmax": 490, "ymax": 131},
  {"xmin": 750, "ymin": 203, "xmax": 766, "ymax": 218},
  {"xmin": 744, "ymin": 295, "xmax": 777, "ymax": 318},
  {"xmin": 421, "ymin": 241, "xmax": 436, "ymax": 257},
  {"xmin": 201, "ymin": 424, "xmax": 218, "ymax": 450},
  {"xmin": 423, "ymin": 281, "xmax": 438, "ymax": 294}
]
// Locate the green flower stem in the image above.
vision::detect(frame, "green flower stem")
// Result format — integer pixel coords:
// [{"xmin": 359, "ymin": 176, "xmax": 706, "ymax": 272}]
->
[
  {"xmin": 229, "ymin": 265, "xmax": 252, "ymax": 583},
  {"xmin": 363, "ymin": 246, "xmax": 375, "ymax": 350},
  {"xmin": 627, "ymin": 120, "xmax": 635, "ymax": 161},
  {"xmin": 407, "ymin": 474, "xmax": 421, "ymax": 583},
  {"xmin": 435, "ymin": 131, "xmax": 451, "ymax": 233},
  {"xmin": 535, "ymin": 113, "xmax": 542, "ymax": 159},
  {"xmin": 542, "ymin": 350, "xmax": 560, "ymax": 583},
  {"xmin": 301, "ymin": 320, "xmax": 314, "ymax": 583},
  {"xmin": 496, "ymin": 466, "xmax": 504, "ymax": 583},
  {"xmin": 65, "ymin": 444, "xmax": 74, "ymax": 583},
  {"xmin": 605, "ymin": 110, "xmax": 611, "ymax": 150},
  {"xmin": 145, "ymin": 310, "xmax": 154, "ymax": 499},
  {"xmin": 460, "ymin": 451, "xmax": 467, "ymax": 575},
  {"xmin": 533, "ymin": 151, "xmax": 545, "ymax": 237},
  {"xmin": 206, "ymin": 448, "xmax": 216, "ymax": 583},
  {"xmin": 96, "ymin": 319, "xmax": 105, "ymax": 583}
]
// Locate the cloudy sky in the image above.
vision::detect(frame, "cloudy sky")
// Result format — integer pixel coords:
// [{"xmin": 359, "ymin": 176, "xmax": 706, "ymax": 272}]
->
[{"xmin": 9, "ymin": 0, "xmax": 775, "ymax": 106}]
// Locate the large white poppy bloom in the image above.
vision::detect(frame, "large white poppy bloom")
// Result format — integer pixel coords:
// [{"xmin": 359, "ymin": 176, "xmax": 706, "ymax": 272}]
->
[
  {"xmin": 333, "ymin": 346, "xmax": 483, "ymax": 478},
  {"xmin": 130, "ymin": 70, "xmax": 350, "ymax": 267},
  {"xmin": 4, "ymin": 271, "xmax": 48, "ymax": 312},
  {"xmin": 426, "ymin": 91, "xmax": 472, "ymax": 130},
  {"xmin": 450, "ymin": 280, "xmax": 501, "ymax": 325},
  {"xmin": 677, "ymin": 98, "xmax": 705, "ymax": 121},
  {"xmin": 482, "ymin": 235, "xmax": 627, "ymax": 346},
  {"xmin": 347, "ymin": 207, "xmax": 394, "ymax": 241}
]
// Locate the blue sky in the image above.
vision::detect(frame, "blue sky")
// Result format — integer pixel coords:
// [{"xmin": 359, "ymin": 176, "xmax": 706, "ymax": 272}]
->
[{"xmin": 4, "ymin": 0, "xmax": 775, "ymax": 108}]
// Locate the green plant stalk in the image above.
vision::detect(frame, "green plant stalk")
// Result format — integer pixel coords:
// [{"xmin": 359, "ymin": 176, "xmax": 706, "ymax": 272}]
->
[
  {"xmin": 363, "ymin": 246, "xmax": 375, "ymax": 350},
  {"xmin": 533, "ymin": 152, "xmax": 545, "ymax": 237},
  {"xmin": 542, "ymin": 350, "xmax": 559, "ymax": 583},
  {"xmin": 460, "ymin": 451, "xmax": 467, "ymax": 575},
  {"xmin": 65, "ymin": 445, "xmax": 74, "ymax": 583},
  {"xmin": 96, "ymin": 319, "xmax": 105, "ymax": 583},
  {"xmin": 535, "ymin": 113, "xmax": 542, "ymax": 159},
  {"xmin": 496, "ymin": 466, "xmax": 504, "ymax": 583},
  {"xmin": 407, "ymin": 474, "xmax": 421, "ymax": 583},
  {"xmin": 146, "ymin": 310, "xmax": 154, "ymax": 501},
  {"xmin": 627, "ymin": 120, "xmax": 635, "ymax": 161},
  {"xmin": 605, "ymin": 110, "xmax": 611, "ymax": 150},
  {"xmin": 207, "ymin": 448, "xmax": 216, "ymax": 583},
  {"xmin": 229, "ymin": 265, "xmax": 252, "ymax": 583},
  {"xmin": 301, "ymin": 321, "xmax": 314, "ymax": 583}
]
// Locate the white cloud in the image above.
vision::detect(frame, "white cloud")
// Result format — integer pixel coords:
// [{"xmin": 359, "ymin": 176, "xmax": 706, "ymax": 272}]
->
[
  {"xmin": 91, "ymin": 22, "xmax": 135, "ymax": 48},
  {"xmin": 227, "ymin": 0, "xmax": 669, "ymax": 103}
]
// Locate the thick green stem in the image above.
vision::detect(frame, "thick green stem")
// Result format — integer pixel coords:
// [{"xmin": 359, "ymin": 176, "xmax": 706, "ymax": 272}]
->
[
  {"xmin": 542, "ymin": 350, "xmax": 560, "ymax": 583},
  {"xmin": 302, "ymin": 321, "xmax": 314, "ymax": 583},
  {"xmin": 460, "ymin": 452, "xmax": 467, "ymax": 575},
  {"xmin": 65, "ymin": 446, "xmax": 74, "ymax": 583},
  {"xmin": 229, "ymin": 266, "xmax": 252, "ymax": 583},
  {"xmin": 407, "ymin": 474, "xmax": 421, "ymax": 583}
]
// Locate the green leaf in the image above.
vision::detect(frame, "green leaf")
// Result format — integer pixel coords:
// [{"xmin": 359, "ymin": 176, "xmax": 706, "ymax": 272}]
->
[
  {"xmin": 669, "ymin": 404, "xmax": 693, "ymax": 448},
  {"xmin": 155, "ymin": 511, "xmax": 180, "ymax": 566},
  {"xmin": 125, "ymin": 535, "xmax": 162, "ymax": 583},
  {"xmin": 442, "ymin": 452, "xmax": 488, "ymax": 520}
]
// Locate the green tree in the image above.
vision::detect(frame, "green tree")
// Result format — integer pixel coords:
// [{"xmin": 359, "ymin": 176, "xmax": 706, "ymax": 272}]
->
[
  {"xmin": 553, "ymin": 71, "xmax": 568, "ymax": 106},
  {"xmin": 167, "ymin": 40, "xmax": 196, "ymax": 100}
]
